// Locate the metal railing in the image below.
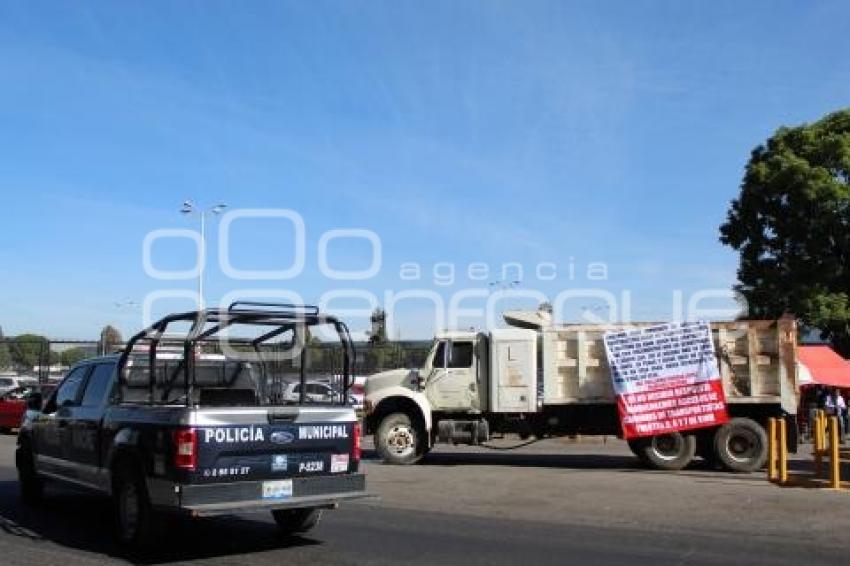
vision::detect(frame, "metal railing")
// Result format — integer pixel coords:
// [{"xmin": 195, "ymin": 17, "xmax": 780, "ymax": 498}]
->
[{"xmin": 0, "ymin": 337, "xmax": 433, "ymax": 382}]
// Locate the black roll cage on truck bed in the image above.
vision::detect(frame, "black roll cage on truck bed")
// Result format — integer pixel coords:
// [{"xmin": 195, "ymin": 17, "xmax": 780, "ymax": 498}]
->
[{"xmin": 116, "ymin": 301, "xmax": 356, "ymax": 406}]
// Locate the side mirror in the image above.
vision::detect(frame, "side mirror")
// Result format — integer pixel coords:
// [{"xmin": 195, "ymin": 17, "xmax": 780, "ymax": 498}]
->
[
  {"xmin": 410, "ymin": 369, "xmax": 424, "ymax": 390},
  {"xmin": 26, "ymin": 392, "xmax": 43, "ymax": 411}
]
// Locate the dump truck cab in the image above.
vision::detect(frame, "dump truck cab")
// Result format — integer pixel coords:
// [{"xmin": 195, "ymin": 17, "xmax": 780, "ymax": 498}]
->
[{"xmin": 422, "ymin": 331, "xmax": 482, "ymax": 412}]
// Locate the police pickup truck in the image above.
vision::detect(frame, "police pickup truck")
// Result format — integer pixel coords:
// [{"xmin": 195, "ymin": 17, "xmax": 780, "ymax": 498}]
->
[{"xmin": 16, "ymin": 302, "xmax": 366, "ymax": 548}]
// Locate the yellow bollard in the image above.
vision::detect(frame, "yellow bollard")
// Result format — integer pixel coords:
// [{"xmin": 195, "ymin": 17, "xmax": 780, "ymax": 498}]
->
[
  {"xmin": 829, "ymin": 416, "xmax": 841, "ymax": 490},
  {"xmin": 815, "ymin": 413, "xmax": 822, "ymax": 475},
  {"xmin": 778, "ymin": 418, "xmax": 788, "ymax": 484},
  {"xmin": 768, "ymin": 418, "xmax": 778, "ymax": 482},
  {"xmin": 815, "ymin": 411, "xmax": 825, "ymax": 476}
]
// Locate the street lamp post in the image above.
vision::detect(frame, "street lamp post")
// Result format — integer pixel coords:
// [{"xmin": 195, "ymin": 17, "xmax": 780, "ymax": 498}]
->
[{"xmin": 181, "ymin": 200, "xmax": 227, "ymax": 310}]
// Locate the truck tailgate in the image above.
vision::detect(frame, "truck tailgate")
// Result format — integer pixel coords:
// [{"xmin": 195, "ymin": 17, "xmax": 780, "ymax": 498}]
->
[
  {"xmin": 188, "ymin": 406, "xmax": 359, "ymax": 484},
  {"xmin": 164, "ymin": 405, "xmax": 365, "ymax": 514}
]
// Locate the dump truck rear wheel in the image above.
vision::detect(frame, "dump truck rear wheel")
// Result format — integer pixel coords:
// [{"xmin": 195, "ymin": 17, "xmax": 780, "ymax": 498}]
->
[
  {"xmin": 629, "ymin": 432, "xmax": 696, "ymax": 471},
  {"xmin": 376, "ymin": 412, "xmax": 425, "ymax": 465},
  {"xmin": 714, "ymin": 418, "xmax": 767, "ymax": 473}
]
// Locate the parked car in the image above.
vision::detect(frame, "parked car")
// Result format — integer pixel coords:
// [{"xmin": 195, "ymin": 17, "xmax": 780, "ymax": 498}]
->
[
  {"xmin": 281, "ymin": 380, "xmax": 358, "ymax": 406},
  {"xmin": 0, "ymin": 385, "xmax": 51, "ymax": 433},
  {"xmin": 0, "ymin": 376, "xmax": 23, "ymax": 396}
]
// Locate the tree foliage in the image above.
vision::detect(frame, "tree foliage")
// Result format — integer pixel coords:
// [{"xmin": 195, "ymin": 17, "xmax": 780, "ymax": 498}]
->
[
  {"xmin": 60, "ymin": 347, "xmax": 90, "ymax": 366},
  {"xmin": 10, "ymin": 334, "xmax": 49, "ymax": 369},
  {"xmin": 100, "ymin": 325, "xmax": 123, "ymax": 354},
  {"xmin": 0, "ymin": 326, "xmax": 11, "ymax": 369},
  {"xmin": 720, "ymin": 109, "xmax": 850, "ymax": 354}
]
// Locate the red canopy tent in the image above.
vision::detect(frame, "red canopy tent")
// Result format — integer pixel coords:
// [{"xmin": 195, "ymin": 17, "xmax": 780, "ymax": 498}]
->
[{"xmin": 797, "ymin": 345, "xmax": 850, "ymax": 388}]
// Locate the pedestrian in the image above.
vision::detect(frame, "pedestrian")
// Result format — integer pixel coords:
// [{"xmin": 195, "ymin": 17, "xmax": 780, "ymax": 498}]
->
[
  {"xmin": 825, "ymin": 389, "xmax": 846, "ymax": 442},
  {"xmin": 824, "ymin": 388, "xmax": 836, "ymax": 416},
  {"xmin": 818, "ymin": 386, "xmax": 829, "ymax": 409},
  {"xmin": 838, "ymin": 390, "xmax": 848, "ymax": 440}
]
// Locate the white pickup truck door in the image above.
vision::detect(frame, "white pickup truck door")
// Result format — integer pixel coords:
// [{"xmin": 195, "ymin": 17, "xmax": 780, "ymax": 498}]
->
[{"xmin": 426, "ymin": 341, "xmax": 478, "ymax": 411}]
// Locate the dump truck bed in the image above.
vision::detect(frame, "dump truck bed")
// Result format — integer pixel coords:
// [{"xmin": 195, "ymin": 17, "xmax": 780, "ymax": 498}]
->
[{"xmin": 539, "ymin": 318, "xmax": 799, "ymax": 413}]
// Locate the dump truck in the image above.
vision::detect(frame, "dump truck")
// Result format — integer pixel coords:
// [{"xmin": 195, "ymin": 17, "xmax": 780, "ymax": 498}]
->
[{"xmin": 364, "ymin": 309, "xmax": 798, "ymax": 472}]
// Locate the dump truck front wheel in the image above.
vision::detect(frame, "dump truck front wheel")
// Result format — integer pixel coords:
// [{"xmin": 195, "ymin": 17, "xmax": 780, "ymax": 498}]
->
[{"xmin": 376, "ymin": 412, "xmax": 425, "ymax": 465}]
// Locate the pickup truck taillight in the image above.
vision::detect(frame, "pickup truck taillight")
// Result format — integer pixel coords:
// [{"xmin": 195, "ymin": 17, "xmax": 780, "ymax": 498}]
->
[
  {"xmin": 173, "ymin": 428, "xmax": 197, "ymax": 471},
  {"xmin": 353, "ymin": 422, "xmax": 361, "ymax": 462}
]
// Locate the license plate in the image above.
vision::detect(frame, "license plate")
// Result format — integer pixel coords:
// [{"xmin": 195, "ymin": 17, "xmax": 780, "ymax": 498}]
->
[
  {"xmin": 331, "ymin": 454, "xmax": 350, "ymax": 473},
  {"xmin": 262, "ymin": 479, "xmax": 293, "ymax": 499}
]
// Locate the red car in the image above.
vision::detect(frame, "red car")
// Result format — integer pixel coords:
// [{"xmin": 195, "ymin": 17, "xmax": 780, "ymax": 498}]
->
[{"xmin": 0, "ymin": 385, "xmax": 47, "ymax": 433}]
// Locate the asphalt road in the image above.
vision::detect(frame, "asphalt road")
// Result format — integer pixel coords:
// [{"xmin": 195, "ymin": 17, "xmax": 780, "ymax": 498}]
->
[{"xmin": 0, "ymin": 434, "xmax": 848, "ymax": 565}]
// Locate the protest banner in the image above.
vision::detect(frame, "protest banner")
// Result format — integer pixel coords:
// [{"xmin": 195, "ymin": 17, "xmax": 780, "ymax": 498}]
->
[{"xmin": 603, "ymin": 321, "xmax": 729, "ymax": 439}]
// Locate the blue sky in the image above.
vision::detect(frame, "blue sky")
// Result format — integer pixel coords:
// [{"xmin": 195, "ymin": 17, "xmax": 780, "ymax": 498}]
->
[{"xmin": 1, "ymin": 1, "xmax": 849, "ymax": 339}]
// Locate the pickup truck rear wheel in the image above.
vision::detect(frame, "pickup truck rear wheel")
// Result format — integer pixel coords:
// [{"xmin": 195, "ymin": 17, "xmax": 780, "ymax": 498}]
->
[
  {"xmin": 16, "ymin": 442, "xmax": 43, "ymax": 505},
  {"xmin": 376, "ymin": 412, "xmax": 425, "ymax": 465},
  {"xmin": 628, "ymin": 432, "xmax": 696, "ymax": 471},
  {"xmin": 272, "ymin": 508, "xmax": 323, "ymax": 535},
  {"xmin": 113, "ymin": 464, "xmax": 154, "ymax": 549},
  {"xmin": 714, "ymin": 418, "xmax": 768, "ymax": 473}
]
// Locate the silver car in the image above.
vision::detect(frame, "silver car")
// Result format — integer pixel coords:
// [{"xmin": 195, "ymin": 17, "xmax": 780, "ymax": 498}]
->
[
  {"xmin": 281, "ymin": 381, "xmax": 357, "ymax": 405},
  {"xmin": 0, "ymin": 376, "xmax": 22, "ymax": 396}
]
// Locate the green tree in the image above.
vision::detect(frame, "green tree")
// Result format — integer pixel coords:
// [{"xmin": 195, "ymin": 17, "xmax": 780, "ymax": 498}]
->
[
  {"xmin": 0, "ymin": 326, "xmax": 11, "ymax": 369},
  {"xmin": 720, "ymin": 109, "xmax": 850, "ymax": 354},
  {"xmin": 365, "ymin": 347, "xmax": 387, "ymax": 372},
  {"xmin": 99, "ymin": 325, "xmax": 123, "ymax": 354},
  {"xmin": 10, "ymin": 334, "xmax": 49, "ymax": 369},
  {"xmin": 60, "ymin": 347, "xmax": 89, "ymax": 366}
]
